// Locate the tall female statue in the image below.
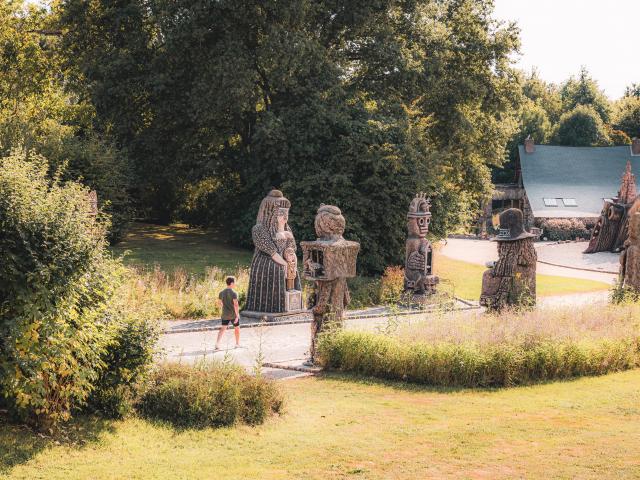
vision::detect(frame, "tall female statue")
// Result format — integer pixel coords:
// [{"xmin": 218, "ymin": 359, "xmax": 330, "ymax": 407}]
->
[{"xmin": 244, "ymin": 190, "xmax": 302, "ymax": 315}]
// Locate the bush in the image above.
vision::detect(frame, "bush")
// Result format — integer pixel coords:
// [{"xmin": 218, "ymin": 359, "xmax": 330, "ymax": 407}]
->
[
  {"xmin": 85, "ymin": 282, "xmax": 162, "ymax": 418},
  {"xmin": 137, "ymin": 362, "xmax": 283, "ymax": 428},
  {"xmin": 379, "ymin": 266, "xmax": 405, "ymax": 305},
  {"xmin": 0, "ymin": 151, "xmax": 119, "ymax": 429},
  {"xmin": 537, "ymin": 218, "xmax": 594, "ymax": 241},
  {"xmin": 317, "ymin": 331, "xmax": 640, "ymax": 388}
]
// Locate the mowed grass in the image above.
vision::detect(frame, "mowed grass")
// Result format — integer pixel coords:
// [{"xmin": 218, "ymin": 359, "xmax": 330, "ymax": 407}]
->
[
  {"xmin": 435, "ymin": 254, "xmax": 611, "ymax": 301},
  {"xmin": 111, "ymin": 223, "xmax": 252, "ymax": 275},
  {"xmin": 3, "ymin": 371, "xmax": 640, "ymax": 479}
]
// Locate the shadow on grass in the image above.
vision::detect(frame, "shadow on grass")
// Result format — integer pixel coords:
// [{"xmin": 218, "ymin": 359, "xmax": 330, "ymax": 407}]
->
[
  {"xmin": 0, "ymin": 415, "xmax": 115, "ymax": 474},
  {"xmin": 314, "ymin": 369, "xmax": 624, "ymax": 395}
]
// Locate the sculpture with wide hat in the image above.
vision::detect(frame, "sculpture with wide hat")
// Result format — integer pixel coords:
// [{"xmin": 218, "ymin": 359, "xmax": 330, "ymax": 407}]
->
[{"xmin": 491, "ymin": 208, "xmax": 536, "ymax": 242}]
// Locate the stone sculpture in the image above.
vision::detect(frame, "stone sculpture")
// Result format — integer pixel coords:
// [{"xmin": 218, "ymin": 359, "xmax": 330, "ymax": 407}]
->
[
  {"xmin": 301, "ymin": 205, "xmax": 359, "ymax": 363},
  {"xmin": 586, "ymin": 161, "xmax": 639, "ymax": 254},
  {"xmin": 480, "ymin": 208, "xmax": 537, "ymax": 311},
  {"xmin": 243, "ymin": 190, "xmax": 304, "ymax": 320},
  {"xmin": 404, "ymin": 193, "xmax": 439, "ymax": 299},
  {"xmin": 620, "ymin": 212, "xmax": 640, "ymax": 292}
]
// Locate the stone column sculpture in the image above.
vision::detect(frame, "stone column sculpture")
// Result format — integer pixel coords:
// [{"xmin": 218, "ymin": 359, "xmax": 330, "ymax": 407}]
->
[
  {"xmin": 301, "ymin": 205, "xmax": 360, "ymax": 363},
  {"xmin": 243, "ymin": 190, "xmax": 304, "ymax": 321},
  {"xmin": 480, "ymin": 208, "xmax": 537, "ymax": 311},
  {"xmin": 620, "ymin": 212, "xmax": 640, "ymax": 292},
  {"xmin": 404, "ymin": 193, "xmax": 439, "ymax": 301}
]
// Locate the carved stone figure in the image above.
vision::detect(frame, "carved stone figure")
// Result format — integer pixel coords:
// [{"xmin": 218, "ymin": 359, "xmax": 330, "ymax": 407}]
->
[
  {"xmin": 480, "ymin": 208, "xmax": 537, "ymax": 311},
  {"xmin": 404, "ymin": 193, "xmax": 439, "ymax": 297},
  {"xmin": 301, "ymin": 205, "xmax": 359, "ymax": 363},
  {"xmin": 620, "ymin": 212, "xmax": 640, "ymax": 292},
  {"xmin": 586, "ymin": 161, "xmax": 638, "ymax": 254},
  {"xmin": 243, "ymin": 190, "xmax": 303, "ymax": 319}
]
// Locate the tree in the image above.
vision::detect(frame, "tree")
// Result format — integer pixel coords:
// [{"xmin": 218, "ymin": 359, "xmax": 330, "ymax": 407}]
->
[
  {"xmin": 522, "ymin": 70, "xmax": 562, "ymax": 123},
  {"xmin": 559, "ymin": 67, "xmax": 611, "ymax": 123},
  {"xmin": 624, "ymin": 83, "xmax": 640, "ymax": 99},
  {"xmin": 614, "ymin": 96, "xmax": 640, "ymax": 139},
  {"xmin": 59, "ymin": 0, "xmax": 521, "ymax": 273},
  {"xmin": 0, "ymin": 2, "xmax": 133, "ymax": 241},
  {"xmin": 552, "ymin": 105, "xmax": 611, "ymax": 147}
]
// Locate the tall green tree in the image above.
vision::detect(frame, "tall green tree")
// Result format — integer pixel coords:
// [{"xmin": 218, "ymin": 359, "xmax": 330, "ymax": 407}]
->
[
  {"xmin": 59, "ymin": 0, "xmax": 521, "ymax": 273},
  {"xmin": 552, "ymin": 105, "xmax": 611, "ymax": 147},
  {"xmin": 559, "ymin": 67, "xmax": 611, "ymax": 124},
  {"xmin": 0, "ymin": 1, "xmax": 132, "ymax": 241},
  {"xmin": 614, "ymin": 96, "xmax": 640, "ymax": 139}
]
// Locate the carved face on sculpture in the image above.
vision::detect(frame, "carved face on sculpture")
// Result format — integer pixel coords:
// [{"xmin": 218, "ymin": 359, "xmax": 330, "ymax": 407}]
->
[
  {"xmin": 276, "ymin": 207, "xmax": 289, "ymax": 231},
  {"xmin": 407, "ymin": 193, "xmax": 431, "ymax": 238},
  {"xmin": 257, "ymin": 189, "xmax": 292, "ymax": 237}
]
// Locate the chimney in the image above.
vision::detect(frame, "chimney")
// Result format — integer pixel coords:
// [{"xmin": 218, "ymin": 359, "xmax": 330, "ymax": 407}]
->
[
  {"xmin": 524, "ymin": 135, "xmax": 535, "ymax": 154},
  {"xmin": 632, "ymin": 138, "xmax": 640, "ymax": 156}
]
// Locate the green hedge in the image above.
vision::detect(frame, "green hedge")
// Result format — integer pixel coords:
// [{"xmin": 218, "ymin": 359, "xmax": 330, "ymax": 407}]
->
[
  {"xmin": 317, "ymin": 331, "xmax": 640, "ymax": 387},
  {"xmin": 137, "ymin": 362, "xmax": 283, "ymax": 428}
]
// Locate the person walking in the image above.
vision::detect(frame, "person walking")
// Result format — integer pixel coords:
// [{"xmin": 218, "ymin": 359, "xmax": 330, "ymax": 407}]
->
[{"xmin": 215, "ymin": 276, "xmax": 240, "ymax": 350}]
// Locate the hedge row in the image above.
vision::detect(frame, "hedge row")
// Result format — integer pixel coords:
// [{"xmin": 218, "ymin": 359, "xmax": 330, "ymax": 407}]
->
[{"xmin": 317, "ymin": 331, "xmax": 640, "ymax": 387}]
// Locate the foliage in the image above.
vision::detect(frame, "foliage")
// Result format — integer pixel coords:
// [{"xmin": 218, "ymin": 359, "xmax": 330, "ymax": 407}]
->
[
  {"xmin": 317, "ymin": 327, "xmax": 640, "ymax": 388},
  {"xmin": 613, "ymin": 96, "xmax": 640, "ymax": 140},
  {"xmin": 536, "ymin": 218, "xmax": 594, "ymax": 241},
  {"xmin": 0, "ymin": 150, "xmax": 118, "ymax": 429},
  {"xmin": 521, "ymin": 69, "xmax": 563, "ymax": 124},
  {"xmin": 85, "ymin": 281, "xmax": 162, "ymax": 418},
  {"xmin": 58, "ymin": 0, "xmax": 522, "ymax": 274},
  {"xmin": 379, "ymin": 266, "xmax": 405, "ymax": 305},
  {"xmin": 0, "ymin": 2, "xmax": 133, "ymax": 240},
  {"xmin": 124, "ymin": 266, "xmax": 249, "ymax": 320},
  {"xmin": 552, "ymin": 105, "xmax": 611, "ymax": 147},
  {"xmin": 559, "ymin": 67, "xmax": 611, "ymax": 124},
  {"xmin": 137, "ymin": 361, "xmax": 283, "ymax": 428}
]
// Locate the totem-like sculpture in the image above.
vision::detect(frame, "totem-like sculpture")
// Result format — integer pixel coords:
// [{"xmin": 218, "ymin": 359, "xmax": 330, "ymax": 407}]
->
[
  {"xmin": 243, "ymin": 190, "xmax": 304, "ymax": 320},
  {"xmin": 586, "ymin": 161, "xmax": 639, "ymax": 254},
  {"xmin": 301, "ymin": 205, "xmax": 360, "ymax": 363},
  {"xmin": 480, "ymin": 208, "xmax": 537, "ymax": 311},
  {"xmin": 404, "ymin": 193, "xmax": 439, "ymax": 299},
  {"xmin": 620, "ymin": 212, "xmax": 640, "ymax": 292}
]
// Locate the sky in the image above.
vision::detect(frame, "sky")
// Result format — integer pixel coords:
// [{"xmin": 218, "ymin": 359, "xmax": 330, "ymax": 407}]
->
[{"xmin": 493, "ymin": 0, "xmax": 639, "ymax": 99}]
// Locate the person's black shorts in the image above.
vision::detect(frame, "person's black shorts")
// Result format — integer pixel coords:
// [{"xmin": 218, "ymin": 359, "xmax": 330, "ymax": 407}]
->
[{"xmin": 221, "ymin": 318, "xmax": 240, "ymax": 327}]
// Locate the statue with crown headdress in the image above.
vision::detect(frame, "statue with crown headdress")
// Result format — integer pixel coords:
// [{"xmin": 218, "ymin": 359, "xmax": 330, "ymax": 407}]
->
[
  {"xmin": 243, "ymin": 190, "xmax": 304, "ymax": 320},
  {"xmin": 404, "ymin": 193, "xmax": 439, "ymax": 298}
]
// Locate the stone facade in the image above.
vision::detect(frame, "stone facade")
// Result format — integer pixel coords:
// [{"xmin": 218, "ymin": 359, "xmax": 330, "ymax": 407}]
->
[{"xmin": 301, "ymin": 205, "xmax": 359, "ymax": 363}]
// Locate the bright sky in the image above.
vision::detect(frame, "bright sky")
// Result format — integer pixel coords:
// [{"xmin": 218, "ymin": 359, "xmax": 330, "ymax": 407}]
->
[{"xmin": 493, "ymin": 0, "xmax": 639, "ymax": 99}]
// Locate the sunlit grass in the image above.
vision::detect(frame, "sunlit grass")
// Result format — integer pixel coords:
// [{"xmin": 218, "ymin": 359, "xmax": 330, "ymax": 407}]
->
[
  {"xmin": 3, "ymin": 371, "xmax": 640, "ymax": 479},
  {"xmin": 435, "ymin": 254, "xmax": 611, "ymax": 301}
]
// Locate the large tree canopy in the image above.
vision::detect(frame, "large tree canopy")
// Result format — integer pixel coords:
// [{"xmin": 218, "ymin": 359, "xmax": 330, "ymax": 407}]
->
[{"xmin": 59, "ymin": 0, "xmax": 521, "ymax": 273}]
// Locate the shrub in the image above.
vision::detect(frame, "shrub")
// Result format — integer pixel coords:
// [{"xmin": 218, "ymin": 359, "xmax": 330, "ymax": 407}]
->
[
  {"xmin": 0, "ymin": 150, "xmax": 119, "ymax": 429},
  {"xmin": 317, "ymin": 331, "xmax": 640, "ymax": 388},
  {"xmin": 137, "ymin": 362, "xmax": 283, "ymax": 428},
  {"xmin": 379, "ymin": 266, "xmax": 405, "ymax": 305},
  {"xmin": 348, "ymin": 277, "xmax": 382, "ymax": 309},
  {"xmin": 85, "ymin": 279, "xmax": 162, "ymax": 418},
  {"xmin": 537, "ymin": 218, "xmax": 594, "ymax": 241},
  {"xmin": 317, "ymin": 304, "xmax": 640, "ymax": 387}
]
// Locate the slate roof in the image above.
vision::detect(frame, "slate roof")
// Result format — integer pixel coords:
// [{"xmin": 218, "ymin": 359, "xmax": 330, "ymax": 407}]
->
[{"xmin": 519, "ymin": 145, "xmax": 640, "ymax": 218}]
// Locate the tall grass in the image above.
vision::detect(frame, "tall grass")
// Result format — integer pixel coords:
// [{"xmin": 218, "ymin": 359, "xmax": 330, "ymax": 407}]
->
[
  {"xmin": 123, "ymin": 266, "xmax": 248, "ymax": 319},
  {"xmin": 318, "ymin": 304, "xmax": 640, "ymax": 387}
]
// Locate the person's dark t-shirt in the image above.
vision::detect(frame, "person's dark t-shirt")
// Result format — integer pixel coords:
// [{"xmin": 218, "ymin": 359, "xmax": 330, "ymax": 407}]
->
[{"xmin": 218, "ymin": 288, "xmax": 238, "ymax": 320}]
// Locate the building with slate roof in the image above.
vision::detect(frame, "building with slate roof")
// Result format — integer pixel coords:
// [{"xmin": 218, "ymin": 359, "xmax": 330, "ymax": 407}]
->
[{"xmin": 480, "ymin": 138, "xmax": 640, "ymax": 234}]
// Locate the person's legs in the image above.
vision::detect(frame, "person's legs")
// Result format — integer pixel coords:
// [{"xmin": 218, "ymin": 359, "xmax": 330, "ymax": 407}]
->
[
  {"xmin": 215, "ymin": 325, "xmax": 227, "ymax": 349},
  {"xmin": 234, "ymin": 326, "xmax": 240, "ymax": 346}
]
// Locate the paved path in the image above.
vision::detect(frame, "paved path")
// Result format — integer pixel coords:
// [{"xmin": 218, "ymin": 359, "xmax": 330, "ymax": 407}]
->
[{"xmin": 439, "ymin": 238, "xmax": 617, "ymax": 284}]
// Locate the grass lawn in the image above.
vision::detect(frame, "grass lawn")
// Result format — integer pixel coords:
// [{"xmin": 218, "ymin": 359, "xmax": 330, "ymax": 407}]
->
[
  {"xmin": 111, "ymin": 223, "xmax": 252, "ymax": 275},
  {"xmin": 2, "ymin": 370, "xmax": 640, "ymax": 479},
  {"xmin": 435, "ymin": 254, "xmax": 611, "ymax": 301}
]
